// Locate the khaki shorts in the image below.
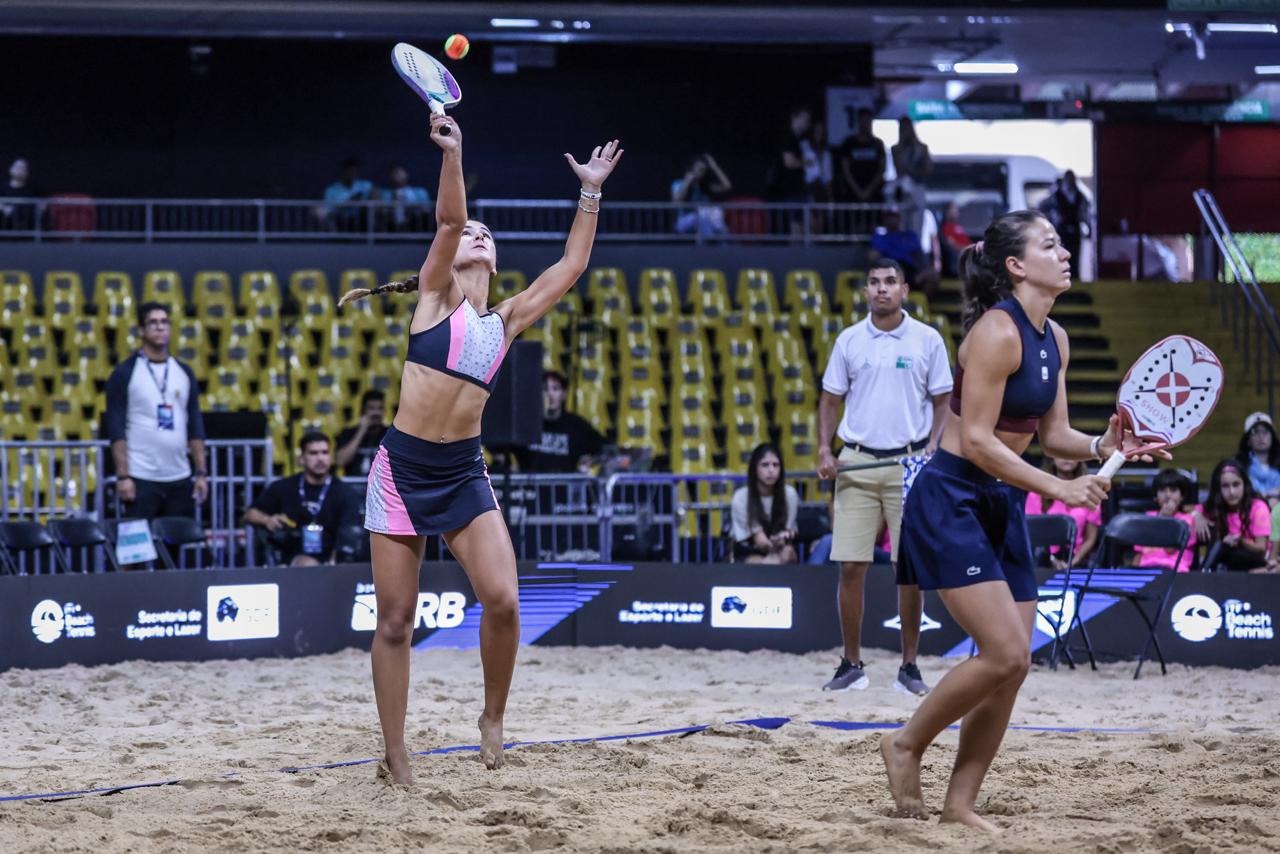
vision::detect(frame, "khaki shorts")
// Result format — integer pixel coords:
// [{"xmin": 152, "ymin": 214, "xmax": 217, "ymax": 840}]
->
[{"xmin": 831, "ymin": 446, "xmax": 903, "ymax": 563}]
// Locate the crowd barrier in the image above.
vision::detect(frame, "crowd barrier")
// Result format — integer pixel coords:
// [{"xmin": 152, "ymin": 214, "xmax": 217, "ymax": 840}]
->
[{"xmin": 3, "ymin": 562, "xmax": 1275, "ymax": 672}]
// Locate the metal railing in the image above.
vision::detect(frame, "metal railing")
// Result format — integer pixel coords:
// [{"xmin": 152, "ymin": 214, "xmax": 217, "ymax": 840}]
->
[
  {"xmin": 0, "ymin": 196, "xmax": 883, "ymax": 245},
  {"xmin": 1194, "ymin": 189, "xmax": 1280, "ymax": 414}
]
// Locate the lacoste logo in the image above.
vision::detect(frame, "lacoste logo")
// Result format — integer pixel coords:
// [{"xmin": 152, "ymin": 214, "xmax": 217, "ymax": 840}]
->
[{"xmin": 966, "ymin": 566, "xmax": 982, "ymax": 576}]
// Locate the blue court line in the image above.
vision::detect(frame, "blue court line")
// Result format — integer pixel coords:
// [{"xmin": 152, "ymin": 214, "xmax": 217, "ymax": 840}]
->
[{"xmin": 0, "ymin": 716, "xmax": 1146, "ymax": 803}]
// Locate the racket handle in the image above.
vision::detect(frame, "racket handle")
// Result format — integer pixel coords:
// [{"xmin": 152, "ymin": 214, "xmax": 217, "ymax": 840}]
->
[
  {"xmin": 1098, "ymin": 450, "xmax": 1126, "ymax": 479},
  {"xmin": 429, "ymin": 101, "xmax": 452, "ymax": 136},
  {"xmin": 836, "ymin": 460, "xmax": 902, "ymax": 473}
]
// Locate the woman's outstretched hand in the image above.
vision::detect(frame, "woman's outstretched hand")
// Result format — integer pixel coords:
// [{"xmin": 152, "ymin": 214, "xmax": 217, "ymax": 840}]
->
[
  {"xmin": 565, "ymin": 139, "xmax": 623, "ymax": 191},
  {"xmin": 429, "ymin": 113, "xmax": 460, "ymax": 152}
]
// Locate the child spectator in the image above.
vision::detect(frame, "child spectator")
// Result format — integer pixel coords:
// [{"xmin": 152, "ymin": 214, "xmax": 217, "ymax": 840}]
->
[
  {"xmin": 731, "ymin": 443, "xmax": 799, "ymax": 563},
  {"xmin": 1194, "ymin": 459, "xmax": 1271, "ymax": 572},
  {"xmin": 1236, "ymin": 411, "xmax": 1280, "ymax": 504},
  {"xmin": 1133, "ymin": 469, "xmax": 1197, "ymax": 572}
]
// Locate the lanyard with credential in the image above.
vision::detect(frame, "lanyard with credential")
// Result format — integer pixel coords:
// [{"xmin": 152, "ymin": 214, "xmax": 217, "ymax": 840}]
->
[
  {"xmin": 143, "ymin": 354, "xmax": 170, "ymax": 402},
  {"xmin": 299, "ymin": 476, "xmax": 332, "ymax": 523}
]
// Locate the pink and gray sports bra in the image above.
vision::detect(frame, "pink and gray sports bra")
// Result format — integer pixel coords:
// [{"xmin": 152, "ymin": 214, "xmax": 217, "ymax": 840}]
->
[{"xmin": 406, "ymin": 297, "xmax": 508, "ymax": 392}]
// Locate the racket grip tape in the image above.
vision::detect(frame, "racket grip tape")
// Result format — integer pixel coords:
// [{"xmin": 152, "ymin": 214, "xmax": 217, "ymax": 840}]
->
[
  {"xmin": 1098, "ymin": 450, "xmax": 1127, "ymax": 479},
  {"xmin": 836, "ymin": 459, "xmax": 903, "ymax": 473},
  {"xmin": 429, "ymin": 101, "xmax": 452, "ymax": 136}
]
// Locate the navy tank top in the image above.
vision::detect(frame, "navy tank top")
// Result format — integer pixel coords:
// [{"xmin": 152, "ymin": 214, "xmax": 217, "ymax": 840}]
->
[
  {"xmin": 405, "ymin": 298, "xmax": 508, "ymax": 393},
  {"xmin": 949, "ymin": 296, "xmax": 1061, "ymax": 433}
]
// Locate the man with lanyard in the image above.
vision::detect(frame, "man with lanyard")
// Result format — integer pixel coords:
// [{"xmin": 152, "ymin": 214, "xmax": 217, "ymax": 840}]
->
[
  {"xmin": 244, "ymin": 431, "xmax": 360, "ymax": 566},
  {"xmin": 105, "ymin": 302, "xmax": 208, "ymax": 521},
  {"xmin": 817, "ymin": 260, "xmax": 953, "ymax": 695}
]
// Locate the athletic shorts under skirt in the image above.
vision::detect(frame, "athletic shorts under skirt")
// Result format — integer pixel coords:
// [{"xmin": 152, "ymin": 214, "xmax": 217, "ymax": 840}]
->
[
  {"xmin": 898, "ymin": 449, "xmax": 1038, "ymax": 602},
  {"xmin": 364, "ymin": 427, "xmax": 499, "ymax": 536}
]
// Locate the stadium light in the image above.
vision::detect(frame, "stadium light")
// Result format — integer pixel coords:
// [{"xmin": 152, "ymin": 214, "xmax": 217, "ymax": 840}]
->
[
  {"xmin": 952, "ymin": 61, "xmax": 1019, "ymax": 75},
  {"xmin": 1206, "ymin": 22, "xmax": 1277, "ymax": 33},
  {"xmin": 1257, "ymin": 65, "xmax": 1280, "ymax": 74},
  {"xmin": 490, "ymin": 18, "xmax": 540, "ymax": 28}
]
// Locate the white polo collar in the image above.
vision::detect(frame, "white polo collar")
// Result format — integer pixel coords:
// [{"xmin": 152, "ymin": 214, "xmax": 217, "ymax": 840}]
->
[{"xmin": 867, "ymin": 310, "xmax": 909, "ymax": 339}]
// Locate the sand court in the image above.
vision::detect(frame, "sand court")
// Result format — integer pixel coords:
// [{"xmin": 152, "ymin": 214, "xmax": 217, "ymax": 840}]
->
[{"xmin": 2, "ymin": 645, "xmax": 1277, "ymax": 852}]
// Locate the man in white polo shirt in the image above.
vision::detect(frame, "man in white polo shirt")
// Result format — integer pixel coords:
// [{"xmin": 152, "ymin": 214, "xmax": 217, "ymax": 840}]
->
[
  {"xmin": 817, "ymin": 260, "xmax": 952, "ymax": 695},
  {"xmin": 105, "ymin": 302, "xmax": 208, "ymax": 521}
]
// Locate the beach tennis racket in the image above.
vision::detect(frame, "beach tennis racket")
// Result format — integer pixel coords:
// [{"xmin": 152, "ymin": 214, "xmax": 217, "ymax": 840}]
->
[
  {"xmin": 1098, "ymin": 335, "xmax": 1224, "ymax": 478},
  {"xmin": 391, "ymin": 42, "xmax": 462, "ymax": 135},
  {"xmin": 837, "ymin": 454, "xmax": 930, "ymax": 501}
]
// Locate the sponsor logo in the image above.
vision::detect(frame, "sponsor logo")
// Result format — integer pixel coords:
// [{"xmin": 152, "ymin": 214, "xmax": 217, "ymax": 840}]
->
[
  {"xmin": 895, "ymin": 356, "xmax": 913, "ymax": 370},
  {"xmin": 1223, "ymin": 598, "xmax": 1274, "ymax": 641},
  {"xmin": 206, "ymin": 584, "xmax": 279, "ymax": 642},
  {"xmin": 350, "ymin": 587, "xmax": 468, "ymax": 632},
  {"xmin": 882, "ymin": 611, "xmax": 942, "ymax": 633},
  {"xmin": 966, "ymin": 565, "xmax": 982, "ymax": 576},
  {"xmin": 1035, "ymin": 589, "xmax": 1077, "ymax": 640},
  {"xmin": 1170, "ymin": 594, "xmax": 1223, "ymax": 642},
  {"xmin": 617, "ymin": 600, "xmax": 705, "ymax": 625},
  {"xmin": 31, "ymin": 599, "xmax": 96, "ymax": 644},
  {"xmin": 126, "ymin": 607, "xmax": 204, "ymax": 642},
  {"xmin": 710, "ymin": 586, "xmax": 792, "ymax": 630}
]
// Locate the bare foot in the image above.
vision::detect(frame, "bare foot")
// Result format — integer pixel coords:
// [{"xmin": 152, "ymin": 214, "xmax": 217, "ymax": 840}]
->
[
  {"xmin": 880, "ymin": 731, "xmax": 927, "ymax": 818},
  {"xmin": 377, "ymin": 748, "xmax": 414, "ymax": 787},
  {"xmin": 478, "ymin": 713, "xmax": 505, "ymax": 770},
  {"xmin": 940, "ymin": 807, "xmax": 1001, "ymax": 832}
]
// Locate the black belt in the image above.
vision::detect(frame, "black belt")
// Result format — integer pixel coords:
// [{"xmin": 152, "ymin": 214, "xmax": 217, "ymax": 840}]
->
[{"xmin": 846, "ymin": 438, "xmax": 928, "ymax": 459}]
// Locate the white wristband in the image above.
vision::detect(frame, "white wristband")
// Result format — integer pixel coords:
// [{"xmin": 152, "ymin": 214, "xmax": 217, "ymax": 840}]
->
[
  {"xmin": 1090, "ymin": 435, "xmax": 1103, "ymax": 462},
  {"xmin": 580, "ymin": 188, "xmax": 602, "ymax": 200}
]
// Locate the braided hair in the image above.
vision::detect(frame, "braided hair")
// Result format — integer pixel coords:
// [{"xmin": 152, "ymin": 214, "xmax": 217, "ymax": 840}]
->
[
  {"xmin": 957, "ymin": 209, "xmax": 1049, "ymax": 333},
  {"xmin": 336, "ymin": 274, "xmax": 419, "ymax": 307}
]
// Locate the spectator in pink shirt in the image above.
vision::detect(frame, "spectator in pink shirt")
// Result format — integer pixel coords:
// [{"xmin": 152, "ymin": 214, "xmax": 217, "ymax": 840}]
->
[
  {"xmin": 1133, "ymin": 469, "xmax": 1197, "ymax": 572},
  {"xmin": 1025, "ymin": 456, "xmax": 1102, "ymax": 568},
  {"xmin": 1193, "ymin": 459, "xmax": 1270, "ymax": 572}
]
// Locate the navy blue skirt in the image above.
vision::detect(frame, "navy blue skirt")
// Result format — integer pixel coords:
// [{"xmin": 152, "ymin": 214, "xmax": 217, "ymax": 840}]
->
[
  {"xmin": 364, "ymin": 427, "xmax": 499, "ymax": 536},
  {"xmin": 898, "ymin": 449, "xmax": 1038, "ymax": 602}
]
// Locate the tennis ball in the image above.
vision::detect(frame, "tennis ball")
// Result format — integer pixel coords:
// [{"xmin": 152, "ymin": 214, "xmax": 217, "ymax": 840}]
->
[{"xmin": 444, "ymin": 34, "xmax": 470, "ymax": 60}]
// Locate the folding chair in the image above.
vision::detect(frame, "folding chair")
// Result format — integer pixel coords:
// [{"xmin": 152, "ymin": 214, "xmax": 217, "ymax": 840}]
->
[
  {"xmin": 1025, "ymin": 513, "xmax": 1078, "ymax": 670},
  {"xmin": 47, "ymin": 517, "xmax": 120, "ymax": 573},
  {"xmin": 1066, "ymin": 513, "xmax": 1190, "ymax": 679},
  {"xmin": 0, "ymin": 521, "xmax": 70, "ymax": 574},
  {"xmin": 151, "ymin": 516, "xmax": 208, "ymax": 570}
]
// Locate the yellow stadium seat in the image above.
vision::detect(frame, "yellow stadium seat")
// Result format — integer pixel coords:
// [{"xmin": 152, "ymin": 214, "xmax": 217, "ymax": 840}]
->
[
  {"xmin": 192, "ymin": 271, "xmax": 236, "ymax": 325},
  {"xmin": 0, "ymin": 393, "xmax": 31, "ymax": 440},
  {"xmin": 0, "ymin": 339, "xmax": 10, "ymax": 392},
  {"xmin": 907, "ymin": 291, "xmax": 930, "ymax": 318},
  {"xmin": 572, "ymin": 373, "xmax": 611, "ymax": 434},
  {"xmin": 784, "ymin": 270, "xmax": 824, "ymax": 309},
  {"xmin": 259, "ymin": 362, "xmax": 305, "ymax": 410},
  {"xmin": 93, "ymin": 272, "xmax": 135, "ymax": 331},
  {"xmin": 519, "ymin": 316, "xmax": 565, "ymax": 374},
  {"xmin": 142, "ymin": 271, "xmax": 185, "ymax": 318},
  {"xmin": 586, "ymin": 267, "xmax": 628, "ymax": 307},
  {"xmin": 619, "ymin": 406, "xmax": 666, "ymax": 457},
  {"xmin": 13, "ymin": 321, "xmax": 56, "ymax": 383},
  {"xmin": 297, "ymin": 289, "xmax": 335, "ymax": 334},
  {"xmin": 811, "ymin": 316, "xmax": 847, "ymax": 368},
  {"xmin": 246, "ymin": 300, "xmax": 282, "ymax": 343},
  {"xmin": 337, "ymin": 270, "xmax": 385, "ymax": 334},
  {"xmin": 833, "ymin": 271, "xmax": 866, "ymax": 320},
  {"xmin": 289, "ymin": 269, "xmax": 328, "ymax": 304},
  {"xmin": 239, "ymin": 271, "xmax": 279, "ymax": 314},
  {"xmin": 490, "ymin": 271, "xmax": 527, "ymax": 305},
  {"xmin": 781, "ymin": 409, "xmax": 819, "ymax": 472},
  {"xmin": 218, "ymin": 321, "xmax": 262, "ymax": 370},
  {"xmin": 205, "ymin": 369, "xmax": 253, "ymax": 411},
  {"xmin": 575, "ymin": 340, "xmax": 614, "ymax": 402},
  {"xmin": 637, "ymin": 268, "xmax": 679, "ymax": 333},
  {"xmin": 309, "ymin": 369, "xmax": 348, "ymax": 403},
  {"xmin": 1, "ymin": 271, "xmax": 33, "ymax": 329},
  {"xmin": 618, "ymin": 384, "xmax": 668, "ymax": 431},
  {"xmin": 47, "ymin": 397, "xmax": 86, "ymax": 440},
  {"xmin": 685, "ymin": 269, "xmax": 730, "ymax": 326},
  {"xmin": 716, "ymin": 316, "xmax": 766, "ymax": 395},
  {"xmin": 734, "ymin": 268, "xmax": 779, "ymax": 318},
  {"xmin": 42, "ymin": 271, "xmax": 85, "ymax": 332},
  {"xmin": 724, "ymin": 408, "xmax": 767, "ymax": 469}
]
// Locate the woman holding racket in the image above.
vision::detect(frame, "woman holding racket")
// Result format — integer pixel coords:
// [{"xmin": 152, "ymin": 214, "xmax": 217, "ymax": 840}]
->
[
  {"xmin": 880, "ymin": 209, "xmax": 1161, "ymax": 829},
  {"xmin": 339, "ymin": 113, "xmax": 622, "ymax": 785}
]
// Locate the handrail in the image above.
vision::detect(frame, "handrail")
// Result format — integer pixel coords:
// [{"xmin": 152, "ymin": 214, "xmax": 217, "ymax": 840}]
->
[
  {"xmin": 1193, "ymin": 188, "xmax": 1280, "ymax": 413},
  {"xmin": 0, "ymin": 196, "xmax": 885, "ymax": 246}
]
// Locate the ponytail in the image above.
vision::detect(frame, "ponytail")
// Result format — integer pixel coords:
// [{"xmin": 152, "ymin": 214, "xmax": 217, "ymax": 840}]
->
[
  {"xmin": 336, "ymin": 274, "xmax": 419, "ymax": 307},
  {"xmin": 959, "ymin": 209, "xmax": 1048, "ymax": 333}
]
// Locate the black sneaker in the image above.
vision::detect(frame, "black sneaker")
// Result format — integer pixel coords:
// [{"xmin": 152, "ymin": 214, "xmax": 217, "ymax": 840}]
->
[
  {"xmin": 894, "ymin": 662, "xmax": 930, "ymax": 696},
  {"xmin": 822, "ymin": 657, "xmax": 869, "ymax": 691}
]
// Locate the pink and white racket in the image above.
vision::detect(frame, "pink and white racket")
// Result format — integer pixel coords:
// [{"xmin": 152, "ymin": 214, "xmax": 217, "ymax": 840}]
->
[
  {"xmin": 391, "ymin": 42, "xmax": 462, "ymax": 135},
  {"xmin": 1099, "ymin": 335, "xmax": 1224, "ymax": 478}
]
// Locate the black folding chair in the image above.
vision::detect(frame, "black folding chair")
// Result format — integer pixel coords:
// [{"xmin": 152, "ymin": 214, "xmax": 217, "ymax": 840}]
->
[
  {"xmin": 1066, "ymin": 513, "xmax": 1190, "ymax": 679},
  {"xmin": 1026, "ymin": 513, "xmax": 1078, "ymax": 670},
  {"xmin": 151, "ymin": 516, "xmax": 208, "ymax": 570},
  {"xmin": 334, "ymin": 522, "xmax": 371, "ymax": 564},
  {"xmin": 0, "ymin": 521, "xmax": 70, "ymax": 574},
  {"xmin": 47, "ymin": 517, "xmax": 121, "ymax": 573}
]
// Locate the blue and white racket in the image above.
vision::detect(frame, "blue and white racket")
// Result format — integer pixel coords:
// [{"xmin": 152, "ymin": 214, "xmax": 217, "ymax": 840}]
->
[{"xmin": 391, "ymin": 42, "xmax": 462, "ymax": 135}]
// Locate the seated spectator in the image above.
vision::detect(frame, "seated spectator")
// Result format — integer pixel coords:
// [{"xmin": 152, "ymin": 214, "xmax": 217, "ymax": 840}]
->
[
  {"xmin": 381, "ymin": 164, "xmax": 432, "ymax": 232},
  {"xmin": 1236, "ymin": 411, "xmax": 1280, "ymax": 504},
  {"xmin": 1025, "ymin": 456, "xmax": 1101, "ymax": 568},
  {"xmin": 671, "ymin": 154, "xmax": 731, "ymax": 237},
  {"xmin": 940, "ymin": 202, "xmax": 971, "ymax": 275},
  {"xmin": 1193, "ymin": 459, "xmax": 1271, "ymax": 573},
  {"xmin": 514, "ymin": 371, "xmax": 606, "ymax": 473},
  {"xmin": 1133, "ymin": 469, "xmax": 1197, "ymax": 573},
  {"xmin": 869, "ymin": 207, "xmax": 923, "ymax": 283},
  {"xmin": 322, "ymin": 157, "xmax": 375, "ymax": 232},
  {"xmin": 731, "ymin": 443, "xmax": 799, "ymax": 564},
  {"xmin": 0, "ymin": 157, "xmax": 36, "ymax": 231},
  {"xmin": 335, "ymin": 389, "xmax": 389, "ymax": 477},
  {"xmin": 244, "ymin": 432, "xmax": 360, "ymax": 566}
]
